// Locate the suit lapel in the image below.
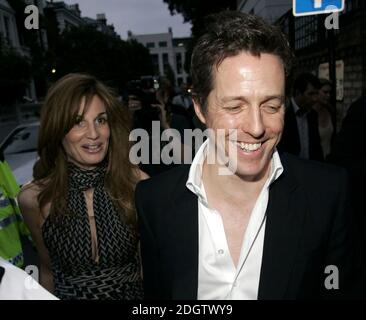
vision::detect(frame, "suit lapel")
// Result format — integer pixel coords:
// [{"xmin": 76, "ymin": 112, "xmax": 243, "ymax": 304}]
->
[
  {"xmin": 258, "ymin": 165, "xmax": 307, "ymax": 299},
  {"xmin": 169, "ymin": 179, "xmax": 199, "ymax": 300}
]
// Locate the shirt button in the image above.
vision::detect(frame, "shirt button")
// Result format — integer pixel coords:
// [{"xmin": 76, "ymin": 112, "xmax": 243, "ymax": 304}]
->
[{"xmin": 218, "ymin": 249, "xmax": 224, "ymax": 255}]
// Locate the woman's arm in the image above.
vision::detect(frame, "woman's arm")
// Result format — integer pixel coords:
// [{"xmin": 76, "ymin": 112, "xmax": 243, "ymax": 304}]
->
[{"xmin": 17, "ymin": 184, "xmax": 54, "ymax": 294}]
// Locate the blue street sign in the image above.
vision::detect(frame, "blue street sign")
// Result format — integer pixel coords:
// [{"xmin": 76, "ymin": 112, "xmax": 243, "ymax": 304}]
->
[{"xmin": 293, "ymin": 0, "xmax": 344, "ymax": 17}]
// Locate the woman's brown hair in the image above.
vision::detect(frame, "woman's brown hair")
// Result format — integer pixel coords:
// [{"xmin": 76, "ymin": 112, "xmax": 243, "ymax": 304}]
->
[{"xmin": 34, "ymin": 73, "xmax": 138, "ymax": 225}]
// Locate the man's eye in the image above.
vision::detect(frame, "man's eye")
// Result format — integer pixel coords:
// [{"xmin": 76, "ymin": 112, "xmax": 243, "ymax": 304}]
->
[
  {"xmin": 262, "ymin": 105, "xmax": 280, "ymax": 113},
  {"xmin": 225, "ymin": 106, "xmax": 241, "ymax": 112}
]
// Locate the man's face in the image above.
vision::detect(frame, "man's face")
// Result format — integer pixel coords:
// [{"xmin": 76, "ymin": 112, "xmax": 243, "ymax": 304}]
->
[
  {"xmin": 296, "ymin": 83, "xmax": 319, "ymax": 110},
  {"xmin": 194, "ymin": 52, "xmax": 285, "ymax": 181},
  {"xmin": 318, "ymin": 84, "xmax": 331, "ymax": 105}
]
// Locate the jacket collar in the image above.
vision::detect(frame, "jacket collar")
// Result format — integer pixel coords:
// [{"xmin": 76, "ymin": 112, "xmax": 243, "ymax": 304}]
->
[
  {"xmin": 258, "ymin": 158, "xmax": 306, "ymax": 299},
  {"xmin": 170, "ymin": 168, "xmax": 199, "ymax": 299}
]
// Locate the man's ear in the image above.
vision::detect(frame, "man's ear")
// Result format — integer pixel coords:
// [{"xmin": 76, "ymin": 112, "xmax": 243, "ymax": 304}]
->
[{"xmin": 193, "ymin": 99, "xmax": 206, "ymax": 124}]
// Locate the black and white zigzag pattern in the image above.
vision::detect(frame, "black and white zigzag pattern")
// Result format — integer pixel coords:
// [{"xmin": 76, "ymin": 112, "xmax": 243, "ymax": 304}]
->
[{"xmin": 41, "ymin": 162, "xmax": 143, "ymax": 300}]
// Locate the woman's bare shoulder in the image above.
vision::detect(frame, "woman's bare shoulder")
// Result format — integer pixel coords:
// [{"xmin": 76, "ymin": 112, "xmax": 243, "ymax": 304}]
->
[
  {"xmin": 18, "ymin": 181, "xmax": 46, "ymax": 213},
  {"xmin": 18, "ymin": 181, "xmax": 51, "ymax": 224}
]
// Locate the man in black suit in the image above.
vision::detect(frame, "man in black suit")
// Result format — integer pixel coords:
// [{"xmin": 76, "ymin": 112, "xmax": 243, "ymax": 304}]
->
[
  {"xmin": 135, "ymin": 12, "xmax": 360, "ymax": 300},
  {"xmin": 328, "ymin": 96, "xmax": 366, "ymax": 273},
  {"xmin": 277, "ymin": 73, "xmax": 324, "ymax": 161}
]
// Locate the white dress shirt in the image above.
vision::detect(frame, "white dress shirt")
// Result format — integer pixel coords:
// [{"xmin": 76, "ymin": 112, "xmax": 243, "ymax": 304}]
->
[
  {"xmin": 186, "ymin": 139, "xmax": 283, "ymax": 300},
  {"xmin": 291, "ymin": 97, "xmax": 310, "ymax": 159}
]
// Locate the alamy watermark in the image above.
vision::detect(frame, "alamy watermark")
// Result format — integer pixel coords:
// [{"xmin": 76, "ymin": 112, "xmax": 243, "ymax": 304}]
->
[
  {"xmin": 24, "ymin": 264, "xmax": 40, "ymax": 290},
  {"xmin": 324, "ymin": 265, "xmax": 339, "ymax": 290},
  {"xmin": 324, "ymin": 5, "xmax": 340, "ymax": 30},
  {"xmin": 24, "ymin": 4, "xmax": 341, "ymax": 31},
  {"xmin": 24, "ymin": 5, "xmax": 39, "ymax": 30},
  {"xmin": 129, "ymin": 123, "xmax": 238, "ymax": 176}
]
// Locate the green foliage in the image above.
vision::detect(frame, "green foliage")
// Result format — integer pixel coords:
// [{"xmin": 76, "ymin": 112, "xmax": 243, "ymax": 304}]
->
[
  {"xmin": 163, "ymin": 0, "xmax": 236, "ymax": 36},
  {"xmin": 2, "ymin": 1, "xmax": 160, "ymax": 101},
  {"xmin": 48, "ymin": 26, "xmax": 153, "ymax": 92},
  {"xmin": 0, "ymin": 36, "xmax": 32, "ymax": 106},
  {"xmin": 8, "ymin": 0, "xmax": 48, "ymax": 98},
  {"xmin": 163, "ymin": 0, "xmax": 236, "ymax": 73}
]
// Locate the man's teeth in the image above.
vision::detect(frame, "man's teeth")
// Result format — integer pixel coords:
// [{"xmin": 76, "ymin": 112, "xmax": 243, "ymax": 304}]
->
[{"xmin": 237, "ymin": 142, "xmax": 262, "ymax": 152}]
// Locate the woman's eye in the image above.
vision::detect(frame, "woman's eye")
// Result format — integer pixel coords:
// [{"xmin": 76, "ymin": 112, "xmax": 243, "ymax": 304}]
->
[
  {"xmin": 97, "ymin": 117, "xmax": 108, "ymax": 124},
  {"xmin": 74, "ymin": 117, "xmax": 86, "ymax": 127}
]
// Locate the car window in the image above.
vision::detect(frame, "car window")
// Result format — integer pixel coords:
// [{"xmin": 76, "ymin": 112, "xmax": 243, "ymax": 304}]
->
[{"xmin": 1, "ymin": 126, "xmax": 39, "ymax": 155}]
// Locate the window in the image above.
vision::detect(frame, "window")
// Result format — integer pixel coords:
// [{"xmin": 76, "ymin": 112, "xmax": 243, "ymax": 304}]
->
[
  {"xmin": 162, "ymin": 53, "xmax": 169, "ymax": 74},
  {"xmin": 151, "ymin": 54, "xmax": 159, "ymax": 75},
  {"xmin": 146, "ymin": 42, "xmax": 155, "ymax": 48},
  {"xmin": 294, "ymin": 15, "xmax": 318, "ymax": 50},
  {"xmin": 176, "ymin": 53, "xmax": 183, "ymax": 74},
  {"xmin": 346, "ymin": 0, "xmax": 359, "ymax": 12},
  {"xmin": 159, "ymin": 41, "xmax": 167, "ymax": 47}
]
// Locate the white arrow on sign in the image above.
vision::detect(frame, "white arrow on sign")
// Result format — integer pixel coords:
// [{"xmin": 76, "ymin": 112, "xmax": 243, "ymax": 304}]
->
[{"xmin": 314, "ymin": 0, "xmax": 322, "ymax": 8}]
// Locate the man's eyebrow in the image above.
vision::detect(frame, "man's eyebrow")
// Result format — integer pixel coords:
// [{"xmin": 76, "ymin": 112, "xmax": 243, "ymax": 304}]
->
[
  {"xmin": 220, "ymin": 96, "xmax": 249, "ymax": 103},
  {"xmin": 220, "ymin": 95, "xmax": 284, "ymax": 103},
  {"xmin": 261, "ymin": 95, "xmax": 285, "ymax": 102}
]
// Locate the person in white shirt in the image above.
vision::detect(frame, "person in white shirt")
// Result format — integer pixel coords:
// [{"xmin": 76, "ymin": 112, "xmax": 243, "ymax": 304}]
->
[
  {"xmin": 0, "ymin": 257, "xmax": 58, "ymax": 300},
  {"xmin": 135, "ymin": 11, "xmax": 360, "ymax": 300}
]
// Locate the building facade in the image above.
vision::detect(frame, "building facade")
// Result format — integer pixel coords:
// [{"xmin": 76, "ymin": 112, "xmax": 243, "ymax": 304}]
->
[
  {"xmin": 0, "ymin": 0, "xmax": 37, "ymax": 100},
  {"xmin": 276, "ymin": 0, "xmax": 366, "ymax": 128},
  {"xmin": 83, "ymin": 13, "xmax": 117, "ymax": 37},
  {"xmin": 0, "ymin": 0, "xmax": 23, "ymax": 51},
  {"xmin": 128, "ymin": 28, "xmax": 190, "ymax": 86},
  {"xmin": 45, "ymin": 1, "xmax": 85, "ymax": 33}
]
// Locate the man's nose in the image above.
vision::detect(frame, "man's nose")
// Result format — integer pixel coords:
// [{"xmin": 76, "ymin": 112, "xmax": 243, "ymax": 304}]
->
[{"xmin": 241, "ymin": 108, "xmax": 265, "ymax": 138}]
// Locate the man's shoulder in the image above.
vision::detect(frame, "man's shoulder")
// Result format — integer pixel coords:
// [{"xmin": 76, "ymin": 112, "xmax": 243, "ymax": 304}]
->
[
  {"xmin": 136, "ymin": 164, "xmax": 190, "ymax": 198},
  {"xmin": 280, "ymin": 152, "xmax": 348, "ymax": 184}
]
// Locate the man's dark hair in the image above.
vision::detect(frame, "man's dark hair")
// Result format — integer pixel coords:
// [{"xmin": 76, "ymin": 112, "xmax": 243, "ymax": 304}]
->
[
  {"xmin": 190, "ymin": 11, "xmax": 294, "ymax": 112},
  {"xmin": 293, "ymin": 72, "xmax": 321, "ymax": 96}
]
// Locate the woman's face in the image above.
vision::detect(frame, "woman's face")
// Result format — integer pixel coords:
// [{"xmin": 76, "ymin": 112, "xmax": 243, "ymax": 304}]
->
[{"xmin": 62, "ymin": 95, "xmax": 110, "ymax": 169}]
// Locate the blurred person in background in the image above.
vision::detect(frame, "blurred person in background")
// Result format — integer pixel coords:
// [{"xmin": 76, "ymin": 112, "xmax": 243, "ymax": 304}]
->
[
  {"xmin": 0, "ymin": 149, "xmax": 31, "ymax": 269},
  {"xmin": 313, "ymin": 78, "xmax": 335, "ymax": 158},
  {"xmin": 278, "ymin": 73, "xmax": 323, "ymax": 161},
  {"xmin": 328, "ymin": 96, "xmax": 366, "ymax": 281}
]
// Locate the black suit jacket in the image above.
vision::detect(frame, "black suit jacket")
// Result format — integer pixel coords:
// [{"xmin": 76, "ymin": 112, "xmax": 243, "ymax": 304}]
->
[
  {"xmin": 136, "ymin": 153, "xmax": 359, "ymax": 300},
  {"xmin": 328, "ymin": 97, "xmax": 366, "ymax": 268},
  {"xmin": 278, "ymin": 102, "xmax": 324, "ymax": 161}
]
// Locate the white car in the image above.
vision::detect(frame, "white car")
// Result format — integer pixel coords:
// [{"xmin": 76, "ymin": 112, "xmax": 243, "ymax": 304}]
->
[{"xmin": 0, "ymin": 122, "xmax": 39, "ymax": 186}]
